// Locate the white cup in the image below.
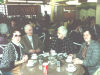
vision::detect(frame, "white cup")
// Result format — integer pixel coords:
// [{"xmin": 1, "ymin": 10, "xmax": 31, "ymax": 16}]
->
[
  {"xmin": 66, "ymin": 64, "xmax": 76, "ymax": 73},
  {"xmin": 50, "ymin": 50, "xmax": 57, "ymax": 56},
  {"xmin": 31, "ymin": 54, "xmax": 38, "ymax": 59},
  {"xmin": 27, "ymin": 60, "xmax": 34, "ymax": 67},
  {"xmin": 66, "ymin": 56, "xmax": 72, "ymax": 63},
  {"xmin": 68, "ymin": 64, "xmax": 74, "ymax": 69}
]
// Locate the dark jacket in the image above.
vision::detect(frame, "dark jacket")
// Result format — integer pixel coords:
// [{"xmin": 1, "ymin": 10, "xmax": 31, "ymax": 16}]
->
[
  {"xmin": 21, "ymin": 34, "xmax": 44, "ymax": 54},
  {"xmin": 49, "ymin": 37, "xmax": 78, "ymax": 54}
]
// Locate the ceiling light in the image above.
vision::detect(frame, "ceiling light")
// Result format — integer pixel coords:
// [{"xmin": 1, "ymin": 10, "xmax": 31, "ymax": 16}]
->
[
  {"xmin": 87, "ymin": 0, "xmax": 97, "ymax": 3},
  {"xmin": 48, "ymin": 2, "xmax": 59, "ymax": 5},
  {"xmin": 66, "ymin": 0, "xmax": 81, "ymax": 5},
  {"xmin": 7, "ymin": 0, "xmax": 43, "ymax": 3},
  {"xmin": 27, "ymin": 1, "xmax": 43, "ymax": 3},
  {"xmin": 7, "ymin": 0, "xmax": 26, "ymax": 2},
  {"xmin": 66, "ymin": 1, "xmax": 81, "ymax": 5}
]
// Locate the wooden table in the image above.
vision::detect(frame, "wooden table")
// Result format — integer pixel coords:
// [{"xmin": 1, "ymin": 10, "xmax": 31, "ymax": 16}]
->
[{"xmin": 20, "ymin": 61, "xmax": 85, "ymax": 75}]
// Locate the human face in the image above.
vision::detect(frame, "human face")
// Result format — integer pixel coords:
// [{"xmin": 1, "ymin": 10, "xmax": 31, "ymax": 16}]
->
[
  {"xmin": 12, "ymin": 31, "xmax": 21, "ymax": 43},
  {"xmin": 83, "ymin": 31, "xmax": 91, "ymax": 43},
  {"xmin": 25, "ymin": 26, "xmax": 33, "ymax": 36},
  {"xmin": 57, "ymin": 30, "xmax": 64, "ymax": 40},
  {"xmin": 11, "ymin": 21, "xmax": 16, "ymax": 27}
]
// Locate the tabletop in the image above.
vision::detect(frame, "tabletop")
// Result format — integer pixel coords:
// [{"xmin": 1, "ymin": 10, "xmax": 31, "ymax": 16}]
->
[{"xmin": 20, "ymin": 60, "xmax": 85, "ymax": 75}]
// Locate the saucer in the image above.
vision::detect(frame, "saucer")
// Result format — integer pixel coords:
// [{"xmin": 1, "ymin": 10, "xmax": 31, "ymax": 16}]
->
[
  {"xmin": 31, "ymin": 54, "xmax": 38, "ymax": 59},
  {"xmin": 57, "ymin": 53, "xmax": 63, "ymax": 56},
  {"xmin": 26, "ymin": 63, "xmax": 34, "ymax": 67},
  {"xmin": 66, "ymin": 59, "xmax": 72, "ymax": 63},
  {"xmin": 66, "ymin": 66, "xmax": 76, "ymax": 72},
  {"xmin": 51, "ymin": 53, "xmax": 57, "ymax": 56},
  {"xmin": 31, "ymin": 56, "xmax": 38, "ymax": 59}
]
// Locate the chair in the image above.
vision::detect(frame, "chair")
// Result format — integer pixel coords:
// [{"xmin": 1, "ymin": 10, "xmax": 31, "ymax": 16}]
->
[
  {"xmin": 0, "ymin": 44, "xmax": 7, "ymax": 75},
  {"xmin": 39, "ymin": 32, "xmax": 46, "ymax": 43},
  {"xmin": 0, "ymin": 44, "xmax": 7, "ymax": 59},
  {"xmin": 94, "ymin": 68, "xmax": 100, "ymax": 75}
]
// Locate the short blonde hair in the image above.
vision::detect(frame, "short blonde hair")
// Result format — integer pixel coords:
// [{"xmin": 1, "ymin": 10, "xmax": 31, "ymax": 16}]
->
[{"xmin": 58, "ymin": 26, "xmax": 67, "ymax": 37}]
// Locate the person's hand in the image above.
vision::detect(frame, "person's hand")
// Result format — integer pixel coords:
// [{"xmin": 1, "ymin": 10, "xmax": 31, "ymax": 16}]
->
[
  {"xmin": 22, "ymin": 55, "xmax": 28, "ymax": 63},
  {"xmin": 35, "ymin": 48, "xmax": 40, "ymax": 53},
  {"xmin": 68, "ymin": 54, "xmax": 76, "ymax": 58},
  {"xmin": 73, "ymin": 58, "xmax": 83, "ymax": 64},
  {"xmin": 29, "ymin": 49, "xmax": 36, "ymax": 53},
  {"xmin": 68, "ymin": 54, "xmax": 74, "ymax": 57}
]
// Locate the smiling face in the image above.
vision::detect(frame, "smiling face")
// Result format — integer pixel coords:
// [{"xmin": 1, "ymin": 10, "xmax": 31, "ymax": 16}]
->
[
  {"xmin": 12, "ymin": 31, "xmax": 21, "ymax": 43},
  {"xmin": 25, "ymin": 25, "xmax": 33, "ymax": 36},
  {"xmin": 83, "ymin": 31, "xmax": 92, "ymax": 43}
]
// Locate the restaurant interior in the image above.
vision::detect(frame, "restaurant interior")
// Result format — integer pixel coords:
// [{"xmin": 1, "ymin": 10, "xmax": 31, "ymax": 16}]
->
[
  {"xmin": 0, "ymin": 0, "xmax": 99, "ymax": 48},
  {"xmin": 0, "ymin": 0, "xmax": 100, "ymax": 75}
]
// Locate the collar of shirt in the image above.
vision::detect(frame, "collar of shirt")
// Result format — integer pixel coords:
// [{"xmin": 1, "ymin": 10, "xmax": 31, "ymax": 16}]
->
[{"xmin": 27, "ymin": 35, "xmax": 33, "ymax": 41}]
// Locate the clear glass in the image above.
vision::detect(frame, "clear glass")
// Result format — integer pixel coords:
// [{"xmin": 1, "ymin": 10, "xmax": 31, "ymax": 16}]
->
[
  {"xmin": 56, "ymin": 61, "xmax": 60, "ymax": 72},
  {"xmin": 38, "ymin": 59, "xmax": 43, "ymax": 70}
]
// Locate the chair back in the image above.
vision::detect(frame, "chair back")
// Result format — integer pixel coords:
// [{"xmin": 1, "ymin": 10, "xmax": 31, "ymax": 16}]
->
[{"xmin": 0, "ymin": 44, "xmax": 7, "ymax": 58}]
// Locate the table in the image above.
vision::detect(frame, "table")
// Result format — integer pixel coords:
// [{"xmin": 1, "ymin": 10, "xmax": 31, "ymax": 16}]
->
[{"xmin": 20, "ymin": 61, "xmax": 85, "ymax": 75}]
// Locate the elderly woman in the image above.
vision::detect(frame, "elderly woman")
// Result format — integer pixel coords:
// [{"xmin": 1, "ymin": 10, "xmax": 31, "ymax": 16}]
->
[
  {"xmin": 49, "ymin": 26, "xmax": 78, "ymax": 54},
  {"xmin": 0, "ymin": 30, "xmax": 28, "ymax": 75},
  {"xmin": 73, "ymin": 28, "xmax": 100, "ymax": 75}
]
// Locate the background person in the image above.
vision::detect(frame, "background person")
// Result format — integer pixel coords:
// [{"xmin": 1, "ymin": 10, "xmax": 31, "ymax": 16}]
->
[{"xmin": 0, "ymin": 17, "xmax": 9, "ymax": 37}]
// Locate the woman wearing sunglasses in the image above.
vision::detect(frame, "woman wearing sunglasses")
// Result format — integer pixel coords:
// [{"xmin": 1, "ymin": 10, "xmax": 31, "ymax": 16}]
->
[{"xmin": 0, "ymin": 30, "xmax": 28, "ymax": 75}]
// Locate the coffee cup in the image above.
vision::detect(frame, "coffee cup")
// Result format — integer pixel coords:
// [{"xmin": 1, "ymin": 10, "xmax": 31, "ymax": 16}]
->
[
  {"xmin": 31, "ymin": 54, "xmax": 38, "ymax": 59},
  {"xmin": 50, "ymin": 50, "xmax": 57, "ymax": 56},
  {"xmin": 66, "ymin": 56, "xmax": 72, "ymax": 63},
  {"xmin": 27, "ymin": 60, "xmax": 34, "ymax": 67}
]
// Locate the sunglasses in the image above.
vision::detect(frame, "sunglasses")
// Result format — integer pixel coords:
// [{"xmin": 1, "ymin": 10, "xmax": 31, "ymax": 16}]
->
[{"xmin": 14, "ymin": 34, "xmax": 21, "ymax": 37}]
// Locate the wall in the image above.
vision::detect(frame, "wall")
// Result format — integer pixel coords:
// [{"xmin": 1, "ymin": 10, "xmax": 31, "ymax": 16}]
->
[
  {"xmin": 79, "ymin": 8, "xmax": 96, "ymax": 19},
  {"xmin": 96, "ymin": 0, "xmax": 100, "ymax": 24}
]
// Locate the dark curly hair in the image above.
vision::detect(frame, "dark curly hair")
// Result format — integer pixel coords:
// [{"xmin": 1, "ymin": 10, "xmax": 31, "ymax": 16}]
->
[
  {"xmin": 10, "ymin": 30, "xmax": 21, "ymax": 38},
  {"xmin": 82, "ymin": 27, "xmax": 96, "ymax": 40}
]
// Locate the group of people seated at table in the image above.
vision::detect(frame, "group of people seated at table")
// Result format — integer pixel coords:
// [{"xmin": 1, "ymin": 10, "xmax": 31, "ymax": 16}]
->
[{"xmin": 0, "ymin": 23, "xmax": 100, "ymax": 75}]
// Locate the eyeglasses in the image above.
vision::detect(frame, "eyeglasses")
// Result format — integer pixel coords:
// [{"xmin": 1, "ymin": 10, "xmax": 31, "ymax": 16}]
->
[{"xmin": 14, "ymin": 34, "xmax": 21, "ymax": 37}]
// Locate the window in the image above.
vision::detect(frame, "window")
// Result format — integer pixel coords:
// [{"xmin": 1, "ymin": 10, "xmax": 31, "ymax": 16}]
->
[
  {"xmin": 0, "ymin": 5, "xmax": 8, "ymax": 15},
  {"xmin": 41, "ymin": 5, "xmax": 51, "ymax": 16}
]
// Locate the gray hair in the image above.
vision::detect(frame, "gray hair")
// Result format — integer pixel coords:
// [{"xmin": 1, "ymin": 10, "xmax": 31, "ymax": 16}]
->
[
  {"xmin": 24, "ymin": 24, "xmax": 33, "ymax": 30},
  {"xmin": 58, "ymin": 26, "xmax": 67, "ymax": 37}
]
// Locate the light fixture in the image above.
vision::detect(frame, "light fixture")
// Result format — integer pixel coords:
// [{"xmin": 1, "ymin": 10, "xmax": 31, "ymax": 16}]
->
[
  {"xmin": 27, "ymin": 1, "xmax": 43, "ymax": 3},
  {"xmin": 7, "ymin": 0, "xmax": 43, "ymax": 3},
  {"xmin": 7, "ymin": 0, "xmax": 26, "ymax": 2},
  {"xmin": 48, "ymin": 2, "xmax": 59, "ymax": 5},
  {"xmin": 66, "ymin": 0, "xmax": 81, "ymax": 5},
  {"xmin": 87, "ymin": 0, "xmax": 97, "ymax": 3}
]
